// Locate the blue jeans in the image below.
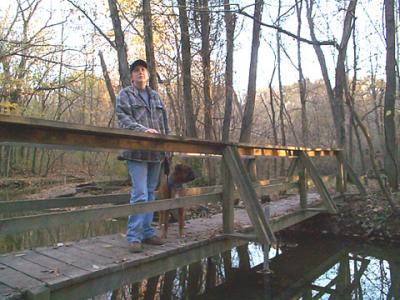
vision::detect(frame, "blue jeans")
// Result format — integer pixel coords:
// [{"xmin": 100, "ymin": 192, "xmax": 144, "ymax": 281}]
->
[{"xmin": 126, "ymin": 160, "xmax": 161, "ymax": 243}]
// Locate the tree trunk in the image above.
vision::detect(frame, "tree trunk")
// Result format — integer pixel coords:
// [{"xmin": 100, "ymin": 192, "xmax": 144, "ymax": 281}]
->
[
  {"xmin": 276, "ymin": 0, "xmax": 286, "ymax": 176},
  {"xmin": 161, "ymin": 269, "xmax": 176, "ymax": 300},
  {"xmin": 107, "ymin": 0, "xmax": 130, "ymax": 87},
  {"xmin": 200, "ymin": 0, "xmax": 216, "ymax": 184},
  {"xmin": 384, "ymin": 0, "xmax": 398, "ymax": 190},
  {"xmin": 237, "ymin": 244, "xmax": 250, "ymax": 270},
  {"xmin": 306, "ymin": 0, "xmax": 357, "ymax": 149},
  {"xmin": 165, "ymin": 82, "xmax": 181, "ymax": 134},
  {"xmin": 295, "ymin": 0, "xmax": 308, "ymax": 146},
  {"xmin": 188, "ymin": 262, "xmax": 202, "ymax": 297},
  {"xmin": 239, "ymin": 0, "xmax": 264, "ymax": 143},
  {"xmin": 177, "ymin": 0, "xmax": 197, "ymax": 138},
  {"xmin": 222, "ymin": 0, "xmax": 235, "ymax": 142},
  {"xmin": 143, "ymin": 0, "xmax": 158, "ymax": 90},
  {"xmin": 206, "ymin": 257, "xmax": 216, "ymax": 291},
  {"xmin": 98, "ymin": 50, "xmax": 116, "ymax": 106},
  {"xmin": 144, "ymin": 275, "xmax": 160, "ymax": 300},
  {"xmin": 346, "ymin": 88, "xmax": 399, "ymax": 214},
  {"xmin": 269, "ymin": 85, "xmax": 279, "ymax": 177}
]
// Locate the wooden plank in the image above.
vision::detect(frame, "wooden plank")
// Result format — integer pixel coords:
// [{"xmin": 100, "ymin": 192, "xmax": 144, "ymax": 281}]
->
[
  {"xmin": 0, "ymin": 185, "xmax": 221, "ymax": 213},
  {"xmin": 223, "ymin": 233, "xmax": 257, "ymax": 241},
  {"xmin": 299, "ymin": 167, "xmax": 307, "ymax": 209},
  {"xmin": 0, "ymin": 193, "xmax": 221, "ymax": 236},
  {"xmin": 223, "ymin": 146, "xmax": 276, "ymax": 244},
  {"xmin": 0, "ymin": 181, "xmax": 295, "ymax": 214},
  {"xmin": 0, "ymin": 255, "xmax": 71, "ymax": 284},
  {"xmin": 19, "ymin": 252, "xmax": 88, "ymax": 280},
  {"xmin": 49, "ymin": 236, "xmax": 246, "ymax": 300},
  {"xmin": 221, "ymin": 160, "xmax": 234, "ymax": 234},
  {"xmin": 71, "ymin": 240, "xmax": 132, "ymax": 261},
  {"xmin": 0, "ymin": 115, "xmax": 223, "ymax": 155},
  {"xmin": 234, "ymin": 207, "xmax": 322, "ymax": 237},
  {"xmin": 25, "ymin": 286, "xmax": 50, "ymax": 300},
  {"xmin": 35, "ymin": 246, "xmax": 119, "ymax": 272},
  {"xmin": 255, "ymin": 182, "xmax": 297, "ymax": 197},
  {"xmin": 0, "ymin": 282, "xmax": 21, "ymax": 300},
  {"xmin": 0, "ymin": 194, "xmax": 129, "ymax": 213},
  {"xmin": 0, "ymin": 262, "xmax": 43, "ymax": 291},
  {"xmin": 0, "ymin": 115, "xmax": 339, "ymax": 158},
  {"xmin": 237, "ymin": 145, "xmax": 339, "ymax": 157},
  {"xmin": 336, "ymin": 152, "xmax": 367, "ymax": 196},
  {"xmin": 299, "ymin": 151, "xmax": 338, "ymax": 213}
]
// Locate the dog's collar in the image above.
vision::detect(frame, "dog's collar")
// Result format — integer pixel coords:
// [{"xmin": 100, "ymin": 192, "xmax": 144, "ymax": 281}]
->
[{"xmin": 167, "ymin": 176, "xmax": 183, "ymax": 190}]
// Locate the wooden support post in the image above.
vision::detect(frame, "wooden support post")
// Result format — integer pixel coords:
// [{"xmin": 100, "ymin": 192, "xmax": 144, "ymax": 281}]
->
[
  {"xmin": 245, "ymin": 157, "xmax": 257, "ymax": 182},
  {"xmin": 336, "ymin": 158, "xmax": 346, "ymax": 194},
  {"xmin": 287, "ymin": 157, "xmax": 299, "ymax": 178},
  {"xmin": 25, "ymin": 287, "xmax": 50, "ymax": 300},
  {"xmin": 223, "ymin": 146, "xmax": 276, "ymax": 244},
  {"xmin": 299, "ymin": 167, "xmax": 307, "ymax": 209},
  {"xmin": 221, "ymin": 160, "xmax": 234, "ymax": 234},
  {"xmin": 298, "ymin": 151, "xmax": 338, "ymax": 213},
  {"xmin": 336, "ymin": 152, "xmax": 367, "ymax": 196}
]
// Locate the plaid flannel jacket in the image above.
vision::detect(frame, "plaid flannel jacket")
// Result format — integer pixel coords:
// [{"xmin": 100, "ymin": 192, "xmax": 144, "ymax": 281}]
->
[{"xmin": 116, "ymin": 85, "xmax": 169, "ymax": 162}]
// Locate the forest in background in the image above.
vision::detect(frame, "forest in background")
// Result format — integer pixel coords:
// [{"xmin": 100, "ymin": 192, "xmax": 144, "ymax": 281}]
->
[{"xmin": 0, "ymin": 0, "xmax": 398, "ymax": 199}]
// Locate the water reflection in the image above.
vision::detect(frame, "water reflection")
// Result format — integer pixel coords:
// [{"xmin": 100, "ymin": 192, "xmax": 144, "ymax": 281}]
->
[
  {"xmin": 92, "ymin": 237, "xmax": 399, "ymax": 300},
  {"xmin": 0, "ymin": 218, "xmax": 127, "ymax": 254}
]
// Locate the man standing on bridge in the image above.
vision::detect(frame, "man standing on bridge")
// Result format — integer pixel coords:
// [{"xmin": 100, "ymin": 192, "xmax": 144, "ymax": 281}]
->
[{"xmin": 116, "ymin": 59, "xmax": 169, "ymax": 253}]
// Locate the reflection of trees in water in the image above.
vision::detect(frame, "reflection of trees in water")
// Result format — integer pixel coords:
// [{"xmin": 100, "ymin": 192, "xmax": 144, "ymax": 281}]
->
[
  {"xmin": 0, "ymin": 218, "xmax": 127, "ymax": 254},
  {"xmin": 104, "ymin": 241, "xmax": 399, "ymax": 300}
]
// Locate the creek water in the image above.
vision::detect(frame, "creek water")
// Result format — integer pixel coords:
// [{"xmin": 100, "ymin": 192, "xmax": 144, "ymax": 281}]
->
[{"xmin": 91, "ymin": 236, "xmax": 399, "ymax": 300}]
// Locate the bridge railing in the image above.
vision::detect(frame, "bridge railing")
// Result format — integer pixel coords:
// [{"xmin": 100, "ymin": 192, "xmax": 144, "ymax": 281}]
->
[{"xmin": 0, "ymin": 114, "xmax": 365, "ymax": 244}]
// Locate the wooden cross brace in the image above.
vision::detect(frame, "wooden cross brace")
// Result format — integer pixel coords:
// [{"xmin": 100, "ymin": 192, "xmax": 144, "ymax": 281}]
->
[{"xmin": 222, "ymin": 146, "xmax": 276, "ymax": 244}]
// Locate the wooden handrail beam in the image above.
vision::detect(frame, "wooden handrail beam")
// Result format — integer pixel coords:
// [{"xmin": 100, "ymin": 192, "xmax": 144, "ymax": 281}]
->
[
  {"xmin": 0, "ymin": 115, "xmax": 340, "ymax": 157},
  {"xmin": 0, "ymin": 182, "xmax": 297, "ymax": 214},
  {"xmin": 0, "ymin": 193, "xmax": 222, "ymax": 236}
]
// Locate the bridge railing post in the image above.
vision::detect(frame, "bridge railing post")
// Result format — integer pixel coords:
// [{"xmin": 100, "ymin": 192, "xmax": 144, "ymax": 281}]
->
[
  {"xmin": 299, "ymin": 166, "xmax": 308, "ymax": 209},
  {"xmin": 221, "ymin": 155, "xmax": 234, "ymax": 234},
  {"xmin": 336, "ymin": 156, "xmax": 347, "ymax": 194},
  {"xmin": 245, "ymin": 157, "xmax": 257, "ymax": 182}
]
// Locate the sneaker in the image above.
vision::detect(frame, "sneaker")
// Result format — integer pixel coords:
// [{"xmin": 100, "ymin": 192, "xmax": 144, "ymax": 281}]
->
[
  {"xmin": 143, "ymin": 236, "xmax": 164, "ymax": 245},
  {"xmin": 128, "ymin": 242, "xmax": 143, "ymax": 253}
]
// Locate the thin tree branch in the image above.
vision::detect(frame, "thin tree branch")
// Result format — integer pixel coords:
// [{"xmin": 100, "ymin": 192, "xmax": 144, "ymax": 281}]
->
[{"xmin": 65, "ymin": 0, "xmax": 116, "ymax": 49}]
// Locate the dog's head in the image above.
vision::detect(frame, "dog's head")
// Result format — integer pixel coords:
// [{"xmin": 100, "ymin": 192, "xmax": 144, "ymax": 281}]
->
[{"xmin": 172, "ymin": 164, "xmax": 196, "ymax": 184}]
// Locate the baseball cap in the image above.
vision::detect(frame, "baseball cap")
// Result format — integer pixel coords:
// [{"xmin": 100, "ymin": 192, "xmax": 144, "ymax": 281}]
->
[{"xmin": 130, "ymin": 59, "xmax": 148, "ymax": 72}]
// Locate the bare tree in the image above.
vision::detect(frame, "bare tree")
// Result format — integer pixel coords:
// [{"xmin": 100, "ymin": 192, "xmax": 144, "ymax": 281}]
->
[
  {"xmin": 178, "ymin": 0, "xmax": 197, "ymax": 138},
  {"xmin": 295, "ymin": 0, "xmax": 308, "ymax": 146},
  {"xmin": 143, "ymin": 0, "xmax": 158, "ymax": 90},
  {"xmin": 107, "ymin": 0, "xmax": 130, "ymax": 87},
  {"xmin": 384, "ymin": 0, "xmax": 398, "ymax": 190},
  {"xmin": 66, "ymin": 0, "xmax": 130, "ymax": 87},
  {"xmin": 306, "ymin": 0, "xmax": 357, "ymax": 149},
  {"xmin": 98, "ymin": 50, "xmax": 116, "ymax": 106},
  {"xmin": 222, "ymin": 0, "xmax": 236, "ymax": 142},
  {"xmin": 200, "ymin": 0, "xmax": 216, "ymax": 183},
  {"xmin": 276, "ymin": 0, "xmax": 287, "ymax": 176},
  {"xmin": 239, "ymin": 0, "xmax": 264, "ymax": 143}
]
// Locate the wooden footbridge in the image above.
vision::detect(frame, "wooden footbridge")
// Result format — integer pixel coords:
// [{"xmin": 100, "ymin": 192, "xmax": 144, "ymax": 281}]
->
[{"xmin": 0, "ymin": 115, "xmax": 365, "ymax": 299}]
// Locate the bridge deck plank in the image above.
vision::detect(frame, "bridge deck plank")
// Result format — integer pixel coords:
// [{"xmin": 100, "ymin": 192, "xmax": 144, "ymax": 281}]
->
[{"xmin": 0, "ymin": 282, "xmax": 20, "ymax": 300}]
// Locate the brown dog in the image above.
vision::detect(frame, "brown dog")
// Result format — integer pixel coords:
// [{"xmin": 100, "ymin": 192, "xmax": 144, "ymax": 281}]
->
[{"xmin": 157, "ymin": 163, "xmax": 195, "ymax": 238}]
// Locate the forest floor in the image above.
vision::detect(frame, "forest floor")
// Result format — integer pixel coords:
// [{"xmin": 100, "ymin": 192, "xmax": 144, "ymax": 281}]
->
[{"xmin": 285, "ymin": 191, "xmax": 400, "ymax": 245}]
